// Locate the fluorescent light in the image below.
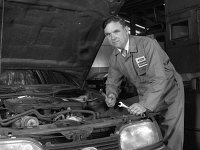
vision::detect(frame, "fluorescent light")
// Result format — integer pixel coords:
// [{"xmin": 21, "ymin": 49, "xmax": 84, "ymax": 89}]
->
[
  {"xmin": 135, "ymin": 24, "xmax": 145, "ymax": 29},
  {"xmin": 136, "ymin": 30, "xmax": 141, "ymax": 34}
]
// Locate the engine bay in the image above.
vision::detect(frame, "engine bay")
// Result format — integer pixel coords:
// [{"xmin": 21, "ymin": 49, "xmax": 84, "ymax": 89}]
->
[
  {"xmin": 0, "ymin": 88, "xmax": 154, "ymax": 149},
  {"xmin": 0, "ymin": 83, "xmax": 146, "ymax": 147},
  {"xmin": 0, "ymin": 92, "xmax": 109, "ymax": 128}
]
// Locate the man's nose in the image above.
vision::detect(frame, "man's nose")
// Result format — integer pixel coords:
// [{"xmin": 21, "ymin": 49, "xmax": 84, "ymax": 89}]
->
[{"xmin": 110, "ymin": 33, "xmax": 116, "ymax": 40}]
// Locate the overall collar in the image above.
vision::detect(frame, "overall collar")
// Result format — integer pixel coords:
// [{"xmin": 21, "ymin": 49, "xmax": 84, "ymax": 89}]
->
[
  {"xmin": 129, "ymin": 35, "xmax": 138, "ymax": 53},
  {"xmin": 114, "ymin": 35, "xmax": 138, "ymax": 57}
]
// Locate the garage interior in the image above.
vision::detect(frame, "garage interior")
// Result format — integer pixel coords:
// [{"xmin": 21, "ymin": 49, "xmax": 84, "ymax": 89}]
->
[
  {"xmin": 89, "ymin": 0, "xmax": 200, "ymax": 150},
  {"xmin": 0, "ymin": 0, "xmax": 199, "ymax": 149}
]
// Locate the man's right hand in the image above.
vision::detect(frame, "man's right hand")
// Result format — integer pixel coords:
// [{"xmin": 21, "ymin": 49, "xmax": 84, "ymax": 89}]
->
[{"xmin": 105, "ymin": 93, "xmax": 116, "ymax": 107}]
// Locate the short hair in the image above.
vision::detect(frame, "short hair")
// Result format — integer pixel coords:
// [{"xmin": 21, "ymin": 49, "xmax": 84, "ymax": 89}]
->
[{"xmin": 102, "ymin": 15, "xmax": 126, "ymax": 29}]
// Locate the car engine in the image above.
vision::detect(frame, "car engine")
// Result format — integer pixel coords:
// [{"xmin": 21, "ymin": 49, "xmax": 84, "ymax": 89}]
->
[
  {"xmin": 0, "ymin": 88, "xmax": 132, "ymax": 148},
  {"xmin": 0, "ymin": 91, "xmax": 108, "ymax": 129},
  {"xmin": 0, "ymin": 89, "xmax": 164, "ymax": 150}
]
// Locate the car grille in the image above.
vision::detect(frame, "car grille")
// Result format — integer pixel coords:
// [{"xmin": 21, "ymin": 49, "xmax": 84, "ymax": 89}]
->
[{"xmin": 45, "ymin": 135, "xmax": 120, "ymax": 150}]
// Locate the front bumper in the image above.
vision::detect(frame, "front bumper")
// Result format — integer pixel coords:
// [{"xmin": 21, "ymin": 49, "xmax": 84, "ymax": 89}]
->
[{"xmin": 44, "ymin": 135, "xmax": 169, "ymax": 150}]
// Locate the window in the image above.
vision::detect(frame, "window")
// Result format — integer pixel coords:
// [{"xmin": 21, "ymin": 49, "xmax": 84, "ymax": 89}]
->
[{"xmin": 170, "ymin": 20, "xmax": 189, "ymax": 40}]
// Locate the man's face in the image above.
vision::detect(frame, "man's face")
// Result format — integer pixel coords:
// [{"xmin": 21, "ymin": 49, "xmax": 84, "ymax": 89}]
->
[{"xmin": 104, "ymin": 21, "xmax": 129, "ymax": 49}]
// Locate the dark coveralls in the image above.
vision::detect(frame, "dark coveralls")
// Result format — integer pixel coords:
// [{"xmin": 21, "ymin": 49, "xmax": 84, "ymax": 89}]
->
[{"xmin": 106, "ymin": 35, "xmax": 184, "ymax": 150}]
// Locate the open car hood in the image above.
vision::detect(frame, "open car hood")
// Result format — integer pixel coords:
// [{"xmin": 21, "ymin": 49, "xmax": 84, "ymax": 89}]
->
[{"xmin": 0, "ymin": 0, "xmax": 125, "ymax": 79}]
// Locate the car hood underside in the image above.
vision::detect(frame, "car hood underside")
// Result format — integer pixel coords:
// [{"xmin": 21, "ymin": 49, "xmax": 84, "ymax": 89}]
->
[{"xmin": 0, "ymin": 0, "xmax": 124, "ymax": 78}]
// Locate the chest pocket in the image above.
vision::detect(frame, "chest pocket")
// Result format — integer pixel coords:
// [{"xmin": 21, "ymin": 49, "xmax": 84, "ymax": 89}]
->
[{"xmin": 131, "ymin": 49, "xmax": 148, "ymax": 76}]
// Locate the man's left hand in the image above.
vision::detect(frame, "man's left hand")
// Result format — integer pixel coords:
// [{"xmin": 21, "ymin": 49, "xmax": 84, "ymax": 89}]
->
[{"xmin": 128, "ymin": 103, "xmax": 146, "ymax": 116}]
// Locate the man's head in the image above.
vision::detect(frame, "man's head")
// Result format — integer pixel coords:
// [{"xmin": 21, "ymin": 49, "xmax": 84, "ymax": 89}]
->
[{"xmin": 103, "ymin": 16, "xmax": 129, "ymax": 49}]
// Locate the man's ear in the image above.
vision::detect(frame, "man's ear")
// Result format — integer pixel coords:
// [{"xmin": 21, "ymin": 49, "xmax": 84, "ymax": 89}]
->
[{"xmin": 125, "ymin": 26, "xmax": 129, "ymax": 34}]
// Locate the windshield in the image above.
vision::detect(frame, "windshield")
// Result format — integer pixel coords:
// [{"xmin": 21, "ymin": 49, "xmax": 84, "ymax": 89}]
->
[
  {"xmin": 0, "ymin": 70, "xmax": 79, "ymax": 87},
  {"xmin": 0, "ymin": 70, "xmax": 39, "ymax": 85}
]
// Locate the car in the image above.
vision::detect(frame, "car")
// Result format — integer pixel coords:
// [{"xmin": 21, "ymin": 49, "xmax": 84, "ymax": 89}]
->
[{"xmin": 0, "ymin": 0, "xmax": 169, "ymax": 150}]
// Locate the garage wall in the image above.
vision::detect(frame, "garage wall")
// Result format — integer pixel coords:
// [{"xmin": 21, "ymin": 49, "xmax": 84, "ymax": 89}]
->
[{"xmin": 165, "ymin": 0, "xmax": 200, "ymax": 14}]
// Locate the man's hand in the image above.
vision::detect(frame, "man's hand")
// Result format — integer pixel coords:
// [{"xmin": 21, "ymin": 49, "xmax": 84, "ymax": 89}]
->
[
  {"xmin": 105, "ymin": 93, "xmax": 116, "ymax": 107},
  {"xmin": 128, "ymin": 103, "xmax": 146, "ymax": 116}
]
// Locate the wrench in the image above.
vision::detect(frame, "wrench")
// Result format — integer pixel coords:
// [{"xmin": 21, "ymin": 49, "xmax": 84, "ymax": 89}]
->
[{"xmin": 118, "ymin": 101, "xmax": 129, "ymax": 109}]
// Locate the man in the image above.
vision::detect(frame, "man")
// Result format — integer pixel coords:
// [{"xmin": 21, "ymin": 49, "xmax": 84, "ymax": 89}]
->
[{"xmin": 103, "ymin": 15, "xmax": 184, "ymax": 150}]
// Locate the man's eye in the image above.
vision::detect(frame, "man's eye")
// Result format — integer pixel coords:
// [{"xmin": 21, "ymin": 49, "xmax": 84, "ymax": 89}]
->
[
  {"xmin": 105, "ymin": 33, "xmax": 110, "ymax": 37},
  {"xmin": 114, "ymin": 30, "xmax": 120, "ymax": 34}
]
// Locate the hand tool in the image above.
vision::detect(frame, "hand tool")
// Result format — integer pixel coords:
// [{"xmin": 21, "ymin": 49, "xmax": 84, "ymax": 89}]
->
[{"xmin": 118, "ymin": 101, "xmax": 129, "ymax": 109}]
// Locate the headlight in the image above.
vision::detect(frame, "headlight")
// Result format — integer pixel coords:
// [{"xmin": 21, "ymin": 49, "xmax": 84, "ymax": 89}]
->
[
  {"xmin": 0, "ymin": 138, "xmax": 43, "ymax": 150},
  {"xmin": 119, "ymin": 120, "xmax": 161, "ymax": 150}
]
